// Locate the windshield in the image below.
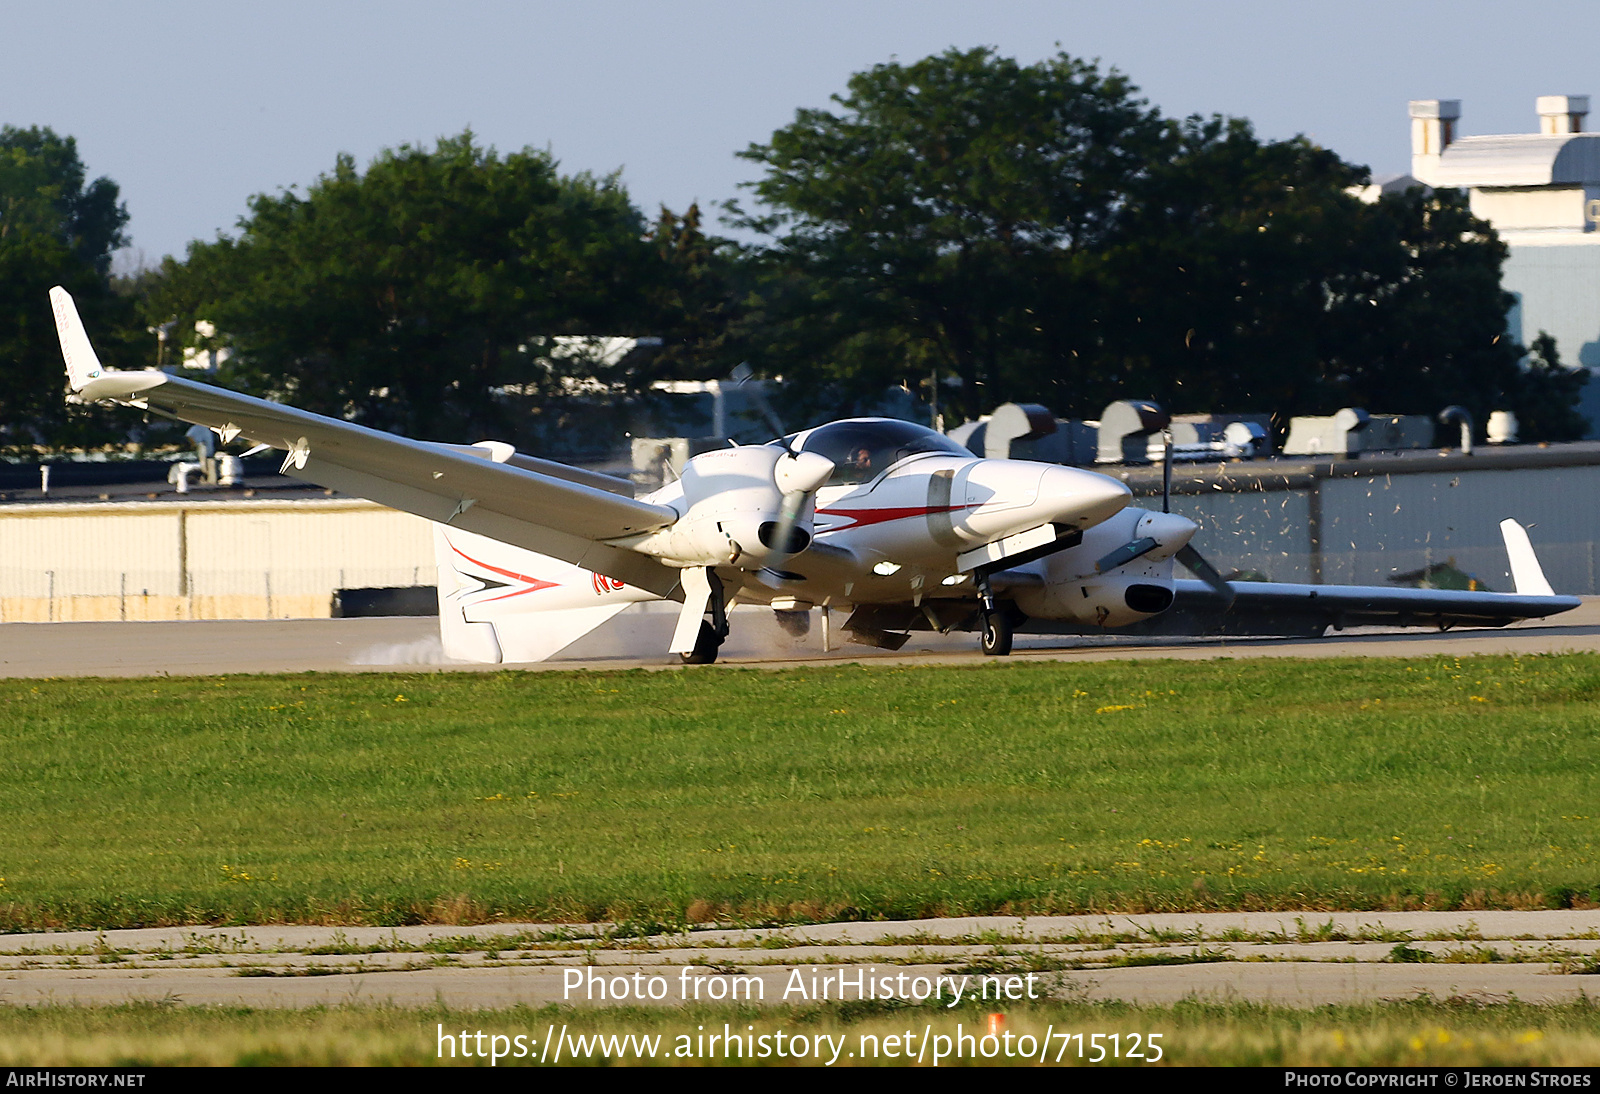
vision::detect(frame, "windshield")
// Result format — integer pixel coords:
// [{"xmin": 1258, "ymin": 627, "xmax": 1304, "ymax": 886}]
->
[{"xmin": 778, "ymin": 419, "xmax": 971, "ymax": 486}]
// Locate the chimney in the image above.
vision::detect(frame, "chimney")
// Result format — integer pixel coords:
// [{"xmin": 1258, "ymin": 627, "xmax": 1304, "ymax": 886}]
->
[
  {"xmin": 1537, "ymin": 95, "xmax": 1589, "ymax": 134},
  {"xmin": 1410, "ymin": 99, "xmax": 1460, "ymax": 185}
]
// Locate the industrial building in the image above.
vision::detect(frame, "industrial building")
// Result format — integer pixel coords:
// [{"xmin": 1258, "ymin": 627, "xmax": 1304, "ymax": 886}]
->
[
  {"xmin": 1409, "ymin": 95, "xmax": 1600, "ymax": 433},
  {"xmin": 0, "ymin": 487, "xmax": 431, "ymax": 623}
]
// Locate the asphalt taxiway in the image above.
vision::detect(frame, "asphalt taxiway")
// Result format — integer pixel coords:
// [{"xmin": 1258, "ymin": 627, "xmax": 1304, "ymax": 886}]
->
[{"xmin": 2, "ymin": 597, "xmax": 1599, "ymax": 678}]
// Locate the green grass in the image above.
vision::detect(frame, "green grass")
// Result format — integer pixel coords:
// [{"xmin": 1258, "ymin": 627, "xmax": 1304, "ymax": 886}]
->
[
  {"xmin": 2, "ymin": 999, "xmax": 1597, "ymax": 1066},
  {"xmin": 2, "ymin": 652, "xmax": 1600, "ymax": 930}
]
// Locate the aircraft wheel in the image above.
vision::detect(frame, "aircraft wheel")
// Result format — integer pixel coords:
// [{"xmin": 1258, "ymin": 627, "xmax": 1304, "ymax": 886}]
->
[
  {"xmin": 680, "ymin": 621, "xmax": 722, "ymax": 665},
  {"xmin": 979, "ymin": 610, "xmax": 1013, "ymax": 656}
]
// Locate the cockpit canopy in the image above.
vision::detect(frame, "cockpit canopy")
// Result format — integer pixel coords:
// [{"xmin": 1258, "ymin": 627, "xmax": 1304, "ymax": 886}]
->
[{"xmin": 777, "ymin": 418, "xmax": 972, "ymax": 486}]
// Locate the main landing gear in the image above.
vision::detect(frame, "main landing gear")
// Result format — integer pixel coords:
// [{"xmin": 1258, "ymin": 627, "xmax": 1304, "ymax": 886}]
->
[
  {"xmin": 678, "ymin": 569, "xmax": 729, "ymax": 665},
  {"xmin": 681, "ymin": 620, "xmax": 724, "ymax": 665}
]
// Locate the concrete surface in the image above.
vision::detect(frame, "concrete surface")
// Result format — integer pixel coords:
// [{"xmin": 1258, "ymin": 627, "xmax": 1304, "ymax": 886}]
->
[{"xmin": 4, "ymin": 911, "xmax": 1598, "ymax": 1008}]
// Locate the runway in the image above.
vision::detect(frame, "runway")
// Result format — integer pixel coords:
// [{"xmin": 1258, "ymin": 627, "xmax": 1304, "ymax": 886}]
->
[{"xmin": 2, "ymin": 598, "xmax": 1598, "ymax": 677}]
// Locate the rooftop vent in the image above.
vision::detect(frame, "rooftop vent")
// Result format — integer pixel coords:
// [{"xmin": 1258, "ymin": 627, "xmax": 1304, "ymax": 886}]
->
[
  {"xmin": 1537, "ymin": 95, "xmax": 1589, "ymax": 134},
  {"xmin": 1409, "ymin": 100, "xmax": 1461, "ymax": 185}
]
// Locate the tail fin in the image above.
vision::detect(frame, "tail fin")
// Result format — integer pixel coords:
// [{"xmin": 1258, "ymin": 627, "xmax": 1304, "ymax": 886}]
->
[
  {"xmin": 49, "ymin": 286, "xmax": 105, "ymax": 391},
  {"xmin": 1500, "ymin": 519, "xmax": 1555, "ymax": 596},
  {"xmin": 433, "ymin": 525, "xmax": 658, "ymax": 663}
]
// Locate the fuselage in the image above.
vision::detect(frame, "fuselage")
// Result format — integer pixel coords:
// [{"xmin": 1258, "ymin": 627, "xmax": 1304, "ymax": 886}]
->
[{"xmin": 639, "ymin": 418, "xmax": 1132, "ymax": 609}]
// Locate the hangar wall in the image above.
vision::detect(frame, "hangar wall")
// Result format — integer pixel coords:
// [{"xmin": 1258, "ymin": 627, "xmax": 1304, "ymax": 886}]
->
[
  {"xmin": 0, "ymin": 498, "xmax": 434, "ymax": 622},
  {"xmin": 1157, "ymin": 463, "xmax": 1600, "ymax": 594},
  {"xmin": 4, "ymin": 453, "xmax": 1600, "ymax": 625}
]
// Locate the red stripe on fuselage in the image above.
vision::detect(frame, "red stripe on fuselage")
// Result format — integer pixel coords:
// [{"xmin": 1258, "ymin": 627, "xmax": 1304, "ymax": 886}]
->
[{"xmin": 814, "ymin": 503, "xmax": 976, "ymax": 532}]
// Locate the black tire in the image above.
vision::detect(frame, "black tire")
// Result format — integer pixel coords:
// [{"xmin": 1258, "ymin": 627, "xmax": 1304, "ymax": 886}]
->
[
  {"xmin": 680, "ymin": 620, "xmax": 722, "ymax": 664},
  {"xmin": 980, "ymin": 610, "xmax": 1013, "ymax": 656}
]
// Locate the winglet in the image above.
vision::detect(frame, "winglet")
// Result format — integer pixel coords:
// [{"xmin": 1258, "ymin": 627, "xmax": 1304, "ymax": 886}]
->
[
  {"xmin": 1500, "ymin": 519, "xmax": 1555, "ymax": 596},
  {"xmin": 49, "ymin": 286, "xmax": 105, "ymax": 392}
]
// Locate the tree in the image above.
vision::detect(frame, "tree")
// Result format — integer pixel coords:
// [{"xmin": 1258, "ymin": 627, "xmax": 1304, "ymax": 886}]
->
[
  {"xmin": 734, "ymin": 47, "xmax": 1169, "ymax": 418},
  {"xmin": 152, "ymin": 132, "xmax": 665, "ymax": 443},
  {"xmin": 1330, "ymin": 187, "xmax": 1525, "ymax": 428},
  {"xmin": 1508, "ymin": 332, "xmax": 1588, "ymax": 441},
  {"xmin": 1065, "ymin": 114, "xmax": 1381, "ymax": 417},
  {"xmin": 736, "ymin": 49, "xmax": 1583, "ymax": 438},
  {"xmin": 645, "ymin": 202, "xmax": 744, "ymax": 380},
  {"xmin": 0, "ymin": 125, "xmax": 127, "ymax": 272},
  {"xmin": 0, "ymin": 126, "xmax": 138, "ymax": 453}
]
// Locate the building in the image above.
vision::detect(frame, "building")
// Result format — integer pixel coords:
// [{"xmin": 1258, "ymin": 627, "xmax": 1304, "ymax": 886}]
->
[
  {"xmin": 1408, "ymin": 95, "xmax": 1600, "ymax": 433},
  {"xmin": 0, "ymin": 484, "xmax": 433, "ymax": 623}
]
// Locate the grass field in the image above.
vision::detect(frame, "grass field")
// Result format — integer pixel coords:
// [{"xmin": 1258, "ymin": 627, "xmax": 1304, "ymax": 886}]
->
[
  {"xmin": 1, "ymin": 999, "xmax": 1596, "ymax": 1066},
  {"xmin": 2, "ymin": 653, "xmax": 1599, "ymax": 930}
]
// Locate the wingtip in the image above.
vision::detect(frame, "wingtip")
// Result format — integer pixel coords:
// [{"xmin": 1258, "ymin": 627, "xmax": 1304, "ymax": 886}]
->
[
  {"xmin": 49, "ymin": 285, "xmax": 106, "ymax": 392},
  {"xmin": 1499, "ymin": 518, "xmax": 1556, "ymax": 597}
]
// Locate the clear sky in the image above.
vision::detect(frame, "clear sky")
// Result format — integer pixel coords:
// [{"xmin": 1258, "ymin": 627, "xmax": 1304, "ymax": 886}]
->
[{"xmin": 7, "ymin": 1, "xmax": 1595, "ymax": 266}]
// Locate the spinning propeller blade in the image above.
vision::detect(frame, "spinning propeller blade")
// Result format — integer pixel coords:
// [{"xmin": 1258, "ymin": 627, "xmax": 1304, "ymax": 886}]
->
[
  {"xmin": 1096, "ymin": 537, "xmax": 1159, "ymax": 573},
  {"xmin": 1094, "ymin": 512, "xmax": 1199, "ymax": 575},
  {"xmin": 1176, "ymin": 543, "xmax": 1234, "ymax": 605},
  {"xmin": 1162, "ymin": 429, "xmax": 1173, "ymax": 514},
  {"xmin": 730, "ymin": 362, "xmax": 789, "ymax": 444},
  {"xmin": 765, "ymin": 450, "xmax": 835, "ymax": 559}
]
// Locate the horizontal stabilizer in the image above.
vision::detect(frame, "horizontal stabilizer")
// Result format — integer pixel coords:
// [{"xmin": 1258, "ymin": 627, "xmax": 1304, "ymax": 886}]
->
[{"xmin": 434, "ymin": 526, "xmax": 660, "ymax": 662}]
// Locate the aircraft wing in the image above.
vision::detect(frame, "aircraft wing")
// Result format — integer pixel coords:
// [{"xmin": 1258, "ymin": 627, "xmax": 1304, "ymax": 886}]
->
[
  {"xmin": 50, "ymin": 288, "xmax": 684, "ymax": 597},
  {"xmin": 1024, "ymin": 580, "xmax": 1582, "ymax": 638}
]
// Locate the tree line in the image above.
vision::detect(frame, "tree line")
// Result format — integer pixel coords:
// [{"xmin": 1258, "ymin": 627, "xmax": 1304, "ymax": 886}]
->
[{"xmin": 0, "ymin": 47, "xmax": 1587, "ymax": 456}]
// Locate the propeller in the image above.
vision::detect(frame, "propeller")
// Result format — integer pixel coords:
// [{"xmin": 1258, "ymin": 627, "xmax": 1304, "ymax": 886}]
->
[
  {"xmin": 1161, "ymin": 428, "xmax": 1173, "ymax": 513},
  {"xmin": 764, "ymin": 450, "xmax": 834, "ymax": 558},
  {"xmin": 1096, "ymin": 536, "xmax": 1160, "ymax": 573},
  {"xmin": 731, "ymin": 362, "xmax": 790, "ymax": 445},
  {"xmin": 1092, "ymin": 510, "xmax": 1234, "ymax": 607},
  {"xmin": 1095, "ymin": 511, "xmax": 1196, "ymax": 574},
  {"xmin": 1176, "ymin": 543, "xmax": 1235, "ymax": 606},
  {"xmin": 731, "ymin": 363, "xmax": 833, "ymax": 559}
]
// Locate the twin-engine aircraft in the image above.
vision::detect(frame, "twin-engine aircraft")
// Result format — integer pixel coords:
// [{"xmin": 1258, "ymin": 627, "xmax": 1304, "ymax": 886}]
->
[{"xmin": 50, "ymin": 287, "xmax": 1579, "ymax": 664}]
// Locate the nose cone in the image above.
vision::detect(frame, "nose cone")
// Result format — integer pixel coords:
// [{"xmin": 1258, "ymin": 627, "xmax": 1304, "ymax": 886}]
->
[
  {"xmin": 1134, "ymin": 510, "xmax": 1198, "ymax": 560},
  {"xmin": 1040, "ymin": 466, "xmax": 1131, "ymax": 530},
  {"xmin": 775, "ymin": 450, "xmax": 834, "ymax": 495}
]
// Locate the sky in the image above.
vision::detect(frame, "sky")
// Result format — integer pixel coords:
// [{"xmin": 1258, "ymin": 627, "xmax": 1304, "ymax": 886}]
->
[{"xmin": 7, "ymin": 1, "xmax": 1597, "ymax": 267}]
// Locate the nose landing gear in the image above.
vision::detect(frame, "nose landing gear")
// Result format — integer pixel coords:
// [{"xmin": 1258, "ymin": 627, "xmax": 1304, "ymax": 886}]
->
[{"xmin": 975, "ymin": 569, "xmax": 1014, "ymax": 657}]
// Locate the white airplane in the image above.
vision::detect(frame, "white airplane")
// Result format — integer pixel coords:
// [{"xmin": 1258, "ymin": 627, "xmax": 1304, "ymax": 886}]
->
[{"xmin": 50, "ymin": 287, "xmax": 1580, "ymax": 664}]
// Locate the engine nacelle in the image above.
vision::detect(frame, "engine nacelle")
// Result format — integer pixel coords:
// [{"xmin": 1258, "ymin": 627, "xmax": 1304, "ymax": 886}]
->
[
  {"xmin": 1013, "ymin": 570, "xmax": 1176, "ymax": 628},
  {"xmin": 629, "ymin": 446, "xmax": 830, "ymax": 569},
  {"xmin": 1011, "ymin": 507, "xmax": 1188, "ymax": 626}
]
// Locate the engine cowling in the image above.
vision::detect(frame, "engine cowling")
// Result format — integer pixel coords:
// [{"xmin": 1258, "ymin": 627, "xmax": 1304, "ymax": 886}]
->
[
  {"xmin": 630, "ymin": 446, "xmax": 832, "ymax": 569},
  {"xmin": 1010, "ymin": 506, "xmax": 1195, "ymax": 627},
  {"xmin": 1015, "ymin": 571, "xmax": 1177, "ymax": 628}
]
